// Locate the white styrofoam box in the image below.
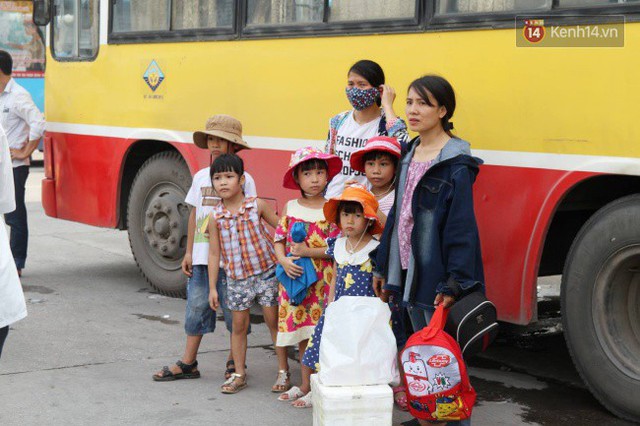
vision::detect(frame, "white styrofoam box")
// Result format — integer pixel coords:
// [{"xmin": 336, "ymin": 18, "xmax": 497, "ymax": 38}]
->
[{"xmin": 311, "ymin": 374, "xmax": 393, "ymax": 426}]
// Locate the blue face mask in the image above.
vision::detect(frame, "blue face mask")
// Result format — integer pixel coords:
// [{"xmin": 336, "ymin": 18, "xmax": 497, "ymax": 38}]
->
[{"xmin": 345, "ymin": 87, "xmax": 379, "ymax": 111}]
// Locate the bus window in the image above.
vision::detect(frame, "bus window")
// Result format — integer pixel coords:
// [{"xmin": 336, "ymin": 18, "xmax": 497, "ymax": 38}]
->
[
  {"xmin": 172, "ymin": 0, "xmax": 235, "ymax": 29},
  {"xmin": 436, "ymin": 0, "xmax": 550, "ymax": 14},
  {"xmin": 52, "ymin": 0, "xmax": 99, "ymax": 59},
  {"xmin": 559, "ymin": 0, "xmax": 639, "ymax": 6},
  {"xmin": 247, "ymin": 0, "xmax": 324, "ymax": 25},
  {"xmin": 327, "ymin": 0, "xmax": 416, "ymax": 22},
  {"xmin": 112, "ymin": 0, "xmax": 170, "ymax": 32}
]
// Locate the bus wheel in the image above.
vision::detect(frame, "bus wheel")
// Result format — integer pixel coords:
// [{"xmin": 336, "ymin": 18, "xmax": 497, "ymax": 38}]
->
[
  {"xmin": 562, "ymin": 195, "xmax": 640, "ymax": 422},
  {"xmin": 127, "ymin": 151, "xmax": 192, "ymax": 297}
]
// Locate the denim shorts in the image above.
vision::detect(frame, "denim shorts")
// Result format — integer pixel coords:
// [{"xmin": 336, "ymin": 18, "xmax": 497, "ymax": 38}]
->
[
  {"xmin": 185, "ymin": 266, "xmax": 250, "ymax": 336},
  {"xmin": 226, "ymin": 267, "xmax": 278, "ymax": 311},
  {"xmin": 185, "ymin": 265, "xmax": 217, "ymax": 336}
]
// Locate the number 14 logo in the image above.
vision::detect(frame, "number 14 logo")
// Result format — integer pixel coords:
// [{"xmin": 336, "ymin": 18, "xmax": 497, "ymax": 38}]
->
[{"xmin": 523, "ymin": 19, "xmax": 545, "ymax": 43}]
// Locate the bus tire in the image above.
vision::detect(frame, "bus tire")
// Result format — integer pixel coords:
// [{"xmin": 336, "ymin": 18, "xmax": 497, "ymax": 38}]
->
[
  {"xmin": 126, "ymin": 151, "xmax": 192, "ymax": 297},
  {"xmin": 562, "ymin": 194, "xmax": 640, "ymax": 422}
]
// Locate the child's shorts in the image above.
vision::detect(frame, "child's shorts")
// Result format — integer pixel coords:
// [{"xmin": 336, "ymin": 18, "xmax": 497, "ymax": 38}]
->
[
  {"xmin": 184, "ymin": 266, "xmax": 251, "ymax": 335},
  {"xmin": 217, "ymin": 269, "xmax": 251, "ymax": 335},
  {"xmin": 226, "ymin": 266, "xmax": 278, "ymax": 312},
  {"xmin": 185, "ymin": 265, "xmax": 217, "ymax": 336}
]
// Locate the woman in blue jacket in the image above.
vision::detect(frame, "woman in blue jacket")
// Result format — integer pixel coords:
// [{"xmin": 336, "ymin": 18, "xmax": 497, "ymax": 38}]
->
[{"xmin": 374, "ymin": 75, "xmax": 484, "ymax": 425}]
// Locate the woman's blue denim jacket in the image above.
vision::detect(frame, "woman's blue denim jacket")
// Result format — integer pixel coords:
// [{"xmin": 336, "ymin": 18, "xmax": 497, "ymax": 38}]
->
[{"xmin": 373, "ymin": 136, "xmax": 485, "ymax": 309}]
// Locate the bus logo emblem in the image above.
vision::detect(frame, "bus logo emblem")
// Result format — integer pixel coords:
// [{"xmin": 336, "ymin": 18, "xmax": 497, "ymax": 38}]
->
[
  {"xmin": 523, "ymin": 19, "xmax": 545, "ymax": 43},
  {"xmin": 143, "ymin": 60, "xmax": 165, "ymax": 92}
]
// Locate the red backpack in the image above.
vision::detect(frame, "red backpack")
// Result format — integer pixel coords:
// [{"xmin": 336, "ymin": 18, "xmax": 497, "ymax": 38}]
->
[{"xmin": 400, "ymin": 305, "xmax": 476, "ymax": 422}]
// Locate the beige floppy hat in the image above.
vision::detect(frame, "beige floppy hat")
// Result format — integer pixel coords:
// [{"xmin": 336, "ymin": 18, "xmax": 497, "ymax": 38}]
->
[{"xmin": 193, "ymin": 114, "xmax": 251, "ymax": 151}]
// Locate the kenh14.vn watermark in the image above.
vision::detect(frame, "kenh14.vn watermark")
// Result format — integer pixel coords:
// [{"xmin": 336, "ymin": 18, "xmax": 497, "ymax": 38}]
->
[{"xmin": 516, "ymin": 16, "xmax": 624, "ymax": 47}]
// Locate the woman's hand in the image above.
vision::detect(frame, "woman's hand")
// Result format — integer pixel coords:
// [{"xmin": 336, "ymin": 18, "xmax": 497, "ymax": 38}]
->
[
  {"xmin": 280, "ymin": 256, "xmax": 303, "ymax": 278},
  {"xmin": 434, "ymin": 293, "xmax": 455, "ymax": 308},
  {"xmin": 372, "ymin": 276, "xmax": 384, "ymax": 297},
  {"xmin": 380, "ymin": 84, "xmax": 396, "ymax": 110},
  {"xmin": 380, "ymin": 289, "xmax": 393, "ymax": 303}
]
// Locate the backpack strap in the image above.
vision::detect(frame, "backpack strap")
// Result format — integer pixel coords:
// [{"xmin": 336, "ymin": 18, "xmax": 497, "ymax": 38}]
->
[
  {"xmin": 420, "ymin": 305, "xmax": 449, "ymax": 339},
  {"xmin": 327, "ymin": 111, "xmax": 351, "ymax": 155}
]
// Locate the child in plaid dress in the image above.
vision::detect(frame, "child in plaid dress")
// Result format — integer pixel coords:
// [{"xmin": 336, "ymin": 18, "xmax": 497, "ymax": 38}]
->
[{"xmin": 207, "ymin": 154, "xmax": 286, "ymax": 394}]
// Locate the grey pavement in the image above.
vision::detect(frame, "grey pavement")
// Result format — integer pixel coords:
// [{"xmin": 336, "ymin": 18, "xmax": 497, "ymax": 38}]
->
[{"xmin": 0, "ymin": 168, "xmax": 576, "ymax": 425}]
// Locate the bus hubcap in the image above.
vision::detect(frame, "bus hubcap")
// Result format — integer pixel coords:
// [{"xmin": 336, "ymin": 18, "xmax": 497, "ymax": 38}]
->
[
  {"xmin": 593, "ymin": 244, "xmax": 640, "ymax": 380},
  {"xmin": 143, "ymin": 185, "xmax": 188, "ymax": 268}
]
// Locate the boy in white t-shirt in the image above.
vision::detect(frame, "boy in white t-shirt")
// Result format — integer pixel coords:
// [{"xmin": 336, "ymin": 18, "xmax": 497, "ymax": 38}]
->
[{"xmin": 153, "ymin": 115, "xmax": 256, "ymax": 381}]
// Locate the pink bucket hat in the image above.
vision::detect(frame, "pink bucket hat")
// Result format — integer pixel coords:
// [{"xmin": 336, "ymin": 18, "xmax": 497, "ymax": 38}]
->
[
  {"xmin": 350, "ymin": 136, "xmax": 401, "ymax": 173},
  {"xmin": 283, "ymin": 146, "xmax": 342, "ymax": 190}
]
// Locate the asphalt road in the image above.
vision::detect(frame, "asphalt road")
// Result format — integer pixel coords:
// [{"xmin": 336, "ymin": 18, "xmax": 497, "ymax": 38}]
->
[{"xmin": 0, "ymin": 168, "xmax": 634, "ymax": 425}]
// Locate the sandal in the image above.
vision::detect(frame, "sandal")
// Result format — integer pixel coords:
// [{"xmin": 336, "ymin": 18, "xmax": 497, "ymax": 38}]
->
[
  {"xmin": 278, "ymin": 386, "xmax": 304, "ymax": 402},
  {"xmin": 224, "ymin": 360, "xmax": 248, "ymax": 380},
  {"xmin": 221, "ymin": 373, "xmax": 247, "ymax": 394},
  {"xmin": 152, "ymin": 360, "xmax": 200, "ymax": 382},
  {"xmin": 291, "ymin": 391, "xmax": 313, "ymax": 409},
  {"xmin": 224, "ymin": 360, "xmax": 235, "ymax": 380},
  {"xmin": 392, "ymin": 385, "xmax": 409, "ymax": 411},
  {"xmin": 271, "ymin": 370, "xmax": 291, "ymax": 393}
]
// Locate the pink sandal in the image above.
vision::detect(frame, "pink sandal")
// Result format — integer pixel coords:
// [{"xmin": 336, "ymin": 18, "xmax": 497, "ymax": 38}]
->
[{"xmin": 392, "ymin": 385, "xmax": 408, "ymax": 411}]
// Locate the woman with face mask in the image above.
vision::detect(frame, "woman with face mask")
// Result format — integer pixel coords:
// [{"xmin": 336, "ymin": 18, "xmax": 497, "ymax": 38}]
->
[{"xmin": 324, "ymin": 60, "xmax": 408, "ymax": 198}]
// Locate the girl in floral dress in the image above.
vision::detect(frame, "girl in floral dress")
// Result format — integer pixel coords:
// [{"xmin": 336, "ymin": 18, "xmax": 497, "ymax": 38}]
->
[
  {"xmin": 273, "ymin": 147, "xmax": 341, "ymax": 400},
  {"xmin": 295, "ymin": 184, "xmax": 384, "ymax": 408}
]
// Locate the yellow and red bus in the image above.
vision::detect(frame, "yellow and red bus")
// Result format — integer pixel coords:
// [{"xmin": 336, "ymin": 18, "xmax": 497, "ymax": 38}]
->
[{"xmin": 34, "ymin": 0, "xmax": 640, "ymax": 420}]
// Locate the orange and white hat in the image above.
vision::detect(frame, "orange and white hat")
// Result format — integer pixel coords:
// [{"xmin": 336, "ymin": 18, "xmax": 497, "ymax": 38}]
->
[
  {"xmin": 350, "ymin": 136, "xmax": 401, "ymax": 173},
  {"xmin": 323, "ymin": 184, "xmax": 384, "ymax": 235}
]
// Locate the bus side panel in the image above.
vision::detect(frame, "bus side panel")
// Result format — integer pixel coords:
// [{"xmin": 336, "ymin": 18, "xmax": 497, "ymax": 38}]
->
[
  {"xmin": 45, "ymin": 128, "xmax": 601, "ymax": 325},
  {"xmin": 473, "ymin": 166, "xmax": 597, "ymax": 324},
  {"xmin": 241, "ymin": 148, "xmax": 300, "ymax": 215},
  {"xmin": 48, "ymin": 133, "xmax": 214, "ymax": 228},
  {"xmin": 242, "ymin": 153, "xmax": 595, "ymax": 325},
  {"xmin": 48, "ymin": 132, "xmax": 129, "ymax": 228},
  {"xmin": 46, "ymin": 132, "xmax": 294, "ymax": 228}
]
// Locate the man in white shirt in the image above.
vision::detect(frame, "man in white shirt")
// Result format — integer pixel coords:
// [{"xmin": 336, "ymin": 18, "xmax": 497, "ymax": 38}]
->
[
  {"xmin": 0, "ymin": 50, "xmax": 45, "ymax": 277},
  {"xmin": 0, "ymin": 123, "xmax": 27, "ymax": 358}
]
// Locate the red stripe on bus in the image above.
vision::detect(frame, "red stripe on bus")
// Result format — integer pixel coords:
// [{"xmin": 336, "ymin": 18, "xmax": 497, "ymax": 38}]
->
[{"xmin": 43, "ymin": 131, "xmax": 600, "ymax": 326}]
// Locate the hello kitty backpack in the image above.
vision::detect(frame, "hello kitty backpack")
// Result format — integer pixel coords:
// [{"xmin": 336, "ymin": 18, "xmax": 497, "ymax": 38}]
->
[{"xmin": 400, "ymin": 305, "xmax": 476, "ymax": 421}]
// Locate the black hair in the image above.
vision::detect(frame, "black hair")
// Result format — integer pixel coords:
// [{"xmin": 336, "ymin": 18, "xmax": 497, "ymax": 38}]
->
[
  {"xmin": 408, "ymin": 75, "xmax": 456, "ymax": 136},
  {"xmin": 336, "ymin": 200, "xmax": 365, "ymax": 225},
  {"xmin": 294, "ymin": 158, "xmax": 329, "ymax": 198},
  {"xmin": 0, "ymin": 50, "xmax": 12, "ymax": 76},
  {"xmin": 362, "ymin": 150, "xmax": 398, "ymax": 169},
  {"xmin": 210, "ymin": 153, "xmax": 244, "ymax": 179},
  {"xmin": 348, "ymin": 59, "xmax": 385, "ymax": 106}
]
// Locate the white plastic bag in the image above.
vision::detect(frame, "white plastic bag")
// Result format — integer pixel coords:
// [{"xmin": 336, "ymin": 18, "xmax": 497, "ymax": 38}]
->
[{"xmin": 319, "ymin": 296, "xmax": 399, "ymax": 386}]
